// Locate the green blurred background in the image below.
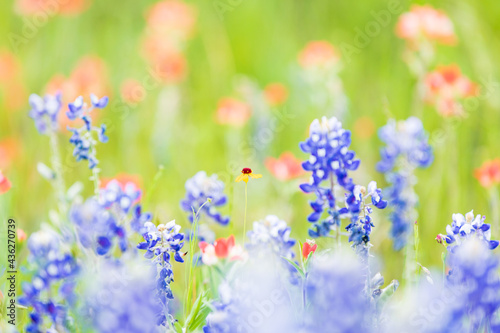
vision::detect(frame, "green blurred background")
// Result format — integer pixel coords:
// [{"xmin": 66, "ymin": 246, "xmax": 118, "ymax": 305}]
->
[{"xmin": 1, "ymin": 0, "xmax": 500, "ymax": 287}]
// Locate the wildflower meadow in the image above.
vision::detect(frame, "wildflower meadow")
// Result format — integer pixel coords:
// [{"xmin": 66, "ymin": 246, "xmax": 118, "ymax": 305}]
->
[{"xmin": 2, "ymin": 0, "xmax": 500, "ymax": 332}]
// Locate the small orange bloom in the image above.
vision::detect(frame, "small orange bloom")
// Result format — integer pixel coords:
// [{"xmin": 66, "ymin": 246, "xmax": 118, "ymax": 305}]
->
[
  {"xmin": 0, "ymin": 137, "xmax": 20, "ymax": 170},
  {"xmin": 298, "ymin": 41, "xmax": 340, "ymax": 69},
  {"xmin": 396, "ymin": 5, "xmax": 456, "ymax": 46},
  {"xmin": 424, "ymin": 65, "xmax": 477, "ymax": 117},
  {"xmin": 17, "ymin": 229, "xmax": 27, "ymax": 242},
  {"xmin": 474, "ymin": 159, "xmax": 500, "ymax": 188},
  {"xmin": 215, "ymin": 98, "xmax": 252, "ymax": 127},
  {"xmin": 120, "ymin": 79, "xmax": 145, "ymax": 105},
  {"xmin": 0, "ymin": 171, "xmax": 12, "ymax": 194},
  {"xmin": 353, "ymin": 116, "xmax": 376, "ymax": 140},
  {"xmin": 264, "ymin": 83, "xmax": 288, "ymax": 107},
  {"xmin": 265, "ymin": 152, "xmax": 304, "ymax": 181}
]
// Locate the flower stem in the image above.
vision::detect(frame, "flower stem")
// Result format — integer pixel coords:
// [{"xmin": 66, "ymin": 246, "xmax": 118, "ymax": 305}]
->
[
  {"xmin": 243, "ymin": 182, "xmax": 248, "ymax": 240},
  {"xmin": 49, "ymin": 130, "xmax": 67, "ymax": 216}
]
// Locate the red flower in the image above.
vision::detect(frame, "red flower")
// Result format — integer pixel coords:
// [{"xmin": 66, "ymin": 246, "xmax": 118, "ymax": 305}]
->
[
  {"xmin": 199, "ymin": 235, "xmax": 246, "ymax": 265},
  {"xmin": 302, "ymin": 239, "xmax": 317, "ymax": 259}
]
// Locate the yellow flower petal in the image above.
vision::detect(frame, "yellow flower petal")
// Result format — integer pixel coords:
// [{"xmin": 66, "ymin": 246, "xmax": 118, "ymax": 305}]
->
[
  {"xmin": 235, "ymin": 174, "xmax": 249, "ymax": 183},
  {"xmin": 249, "ymin": 173, "xmax": 262, "ymax": 179}
]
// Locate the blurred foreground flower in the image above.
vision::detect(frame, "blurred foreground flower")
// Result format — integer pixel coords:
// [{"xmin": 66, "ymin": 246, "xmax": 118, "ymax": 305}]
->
[
  {"xmin": 474, "ymin": 159, "xmax": 500, "ymax": 188},
  {"xmin": 84, "ymin": 261, "xmax": 163, "ymax": 332},
  {"xmin": 215, "ymin": 97, "xmax": 252, "ymax": 127},
  {"xmin": 265, "ymin": 152, "xmax": 304, "ymax": 181},
  {"xmin": 425, "ymin": 65, "xmax": 477, "ymax": 117}
]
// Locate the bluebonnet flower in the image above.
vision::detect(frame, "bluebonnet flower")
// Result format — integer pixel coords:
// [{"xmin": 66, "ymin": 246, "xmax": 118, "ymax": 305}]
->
[
  {"xmin": 437, "ymin": 210, "xmax": 499, "ymax": 251},
  {"xmin": 19, "ymin": 230, "xmax": 79, "ymax": 333},
  {"xmin": 181, "ymin": 171, "xmax": 230, "ymax": 226},
  {"xmin": 28, "ymin": 93, "xmax": 62, "ymax": 134},
  {"xmin": 299, "ymin": 116, "xmax": 360, "ymax": 238},
  {"xmin": 69, "ymin": 198, "xmax": 129, "ymax": 255},
  {"xmin": 345, "ymin": 181, "xmax": 387, "ymax": 256},
  {"xmin": 84, "ymin": 260, "xmax": 162, "ymax": 333},
  {"xmin": 66, "ymin": 95, "xmax": 109, "ymax": 169},
  {"xmin": 301, "ymin": 251, "xmax": 374, "ymax": 333},
  {"xmin": 377, "ymin": 117, "xmax": 433, "ymax": 250},
  {"xmin": 446, "ymin": 239, "xmax": 500, "ymax": 331},
  {"xmin": 137, "ymin": 220, "xmax": 185, "ymax": 327},
  {"xmin": 246, "ymin": 215, "xmax": 296, "ymax": 260}
]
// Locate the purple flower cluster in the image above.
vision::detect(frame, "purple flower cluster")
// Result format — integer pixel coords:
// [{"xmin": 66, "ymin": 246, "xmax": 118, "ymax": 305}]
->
[
  {"xmin": 299, "ymin": 116, "xmax": 360, "ymax": 237},
  {"xmin": 181, "ymin": 171, "xmax": 230, "ymax": 226},
  {"xmin": 28, "ymin": 93, "xmax": 62, "ymax": 134},
  {"xmin": 377, "ymin": 117, "xmax": 433, "ymax": 250},
  {"xmin": 137, "ymin": 220, "xmax": 185, "ymax": 327},
  {"xmin": 19, "ymin": 230, "xmax": 79, "ymax": 333},
  {"xmin": 67, "ymin": 95, "xmax": 109, "ymax": 169}
]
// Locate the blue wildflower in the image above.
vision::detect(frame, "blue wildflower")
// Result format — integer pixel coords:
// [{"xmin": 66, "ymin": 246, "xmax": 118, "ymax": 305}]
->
[
  {"xmin": 446, "ymin": 239, "xmax": 500, "ymax": 331},
  {"xmin": 137, "ymin": 220, "xmax": 185, "ymax": 327},
  {"xmin": 299, "ymin": 116, "xmax": 361, "ymax": 238},
  {"xmin": 377, "ymin": 117, "xmax": 433, "ymax": 250},
  {"xmin": 66, "ymin": 95, "xmax": 109, "ymax": 169},
  {"xmin": 28, "ymin": 93, "xmax": 62, "ymax": 134},
  {"xmin": 84, "ymin": 260, "xmax": 163, "ymax": 333},
  {"xmin": 69, "ymin": 198, "xmax": 130, "ymax": 255},
  {"xmin": 19, "ymin": 230, "xmax": 79, "ymax": 333},
  {"xmin": 302, "ymin": 251, "xmax": 374, "ymax": 333},
  {"xmin": 247, "ymin": 215, "xmax": 296, "ymax": 259},
  {"xmin": 437, "ymin": 210, "xmax": 499, "ymax": 251},
  {"xmin": 181, "ymin": 171, "xmax": 230, "ymax": 225},
  {"xmin": 345, "ymin": 181, "xmax": 387, "ymax": 255}
]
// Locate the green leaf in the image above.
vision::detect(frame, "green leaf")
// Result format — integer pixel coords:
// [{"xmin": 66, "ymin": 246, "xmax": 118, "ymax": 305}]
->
[
  {"xmin": 281, "ymin": 257, "xmax": 305, "ymax": 279},
  {"xmin": 184, "ymin": 291, "xmax": 212, "ymax": 332}
]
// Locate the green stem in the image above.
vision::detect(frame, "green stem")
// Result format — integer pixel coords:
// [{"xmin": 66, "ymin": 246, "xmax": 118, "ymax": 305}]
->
[
  {"xmin": 49, "ymin": 130, "xmax": 67, "ymax": 216},
  {"xmin": 243, "ymin": 182, "xmax": 248, "ymax": 240}
]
